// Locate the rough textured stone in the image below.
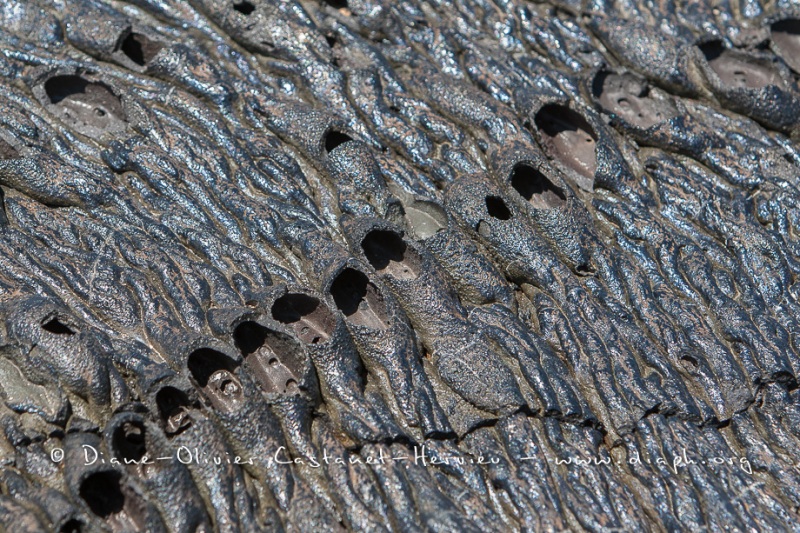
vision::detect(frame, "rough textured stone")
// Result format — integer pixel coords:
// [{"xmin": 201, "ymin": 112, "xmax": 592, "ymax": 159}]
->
[{"xmin": 1, "ymin": 0, "xmax": 800, "ymax": 530}]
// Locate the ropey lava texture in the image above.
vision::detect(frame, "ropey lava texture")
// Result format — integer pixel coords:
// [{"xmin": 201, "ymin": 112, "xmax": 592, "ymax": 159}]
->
[{"xmin": 1, "ymin": 0, "xmax": 800, "ymax": 530}]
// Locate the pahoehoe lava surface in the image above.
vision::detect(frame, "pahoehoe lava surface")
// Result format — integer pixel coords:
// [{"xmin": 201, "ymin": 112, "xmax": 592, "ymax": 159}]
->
[{"xmin": 2, "ymin": 0, "xmax": 800, "ymax": 531}]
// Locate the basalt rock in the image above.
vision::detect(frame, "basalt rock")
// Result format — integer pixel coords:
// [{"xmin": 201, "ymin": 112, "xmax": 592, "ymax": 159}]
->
[{"xmin": 2, "ymin": 0, "xmax": 800, "ymax": 531}]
